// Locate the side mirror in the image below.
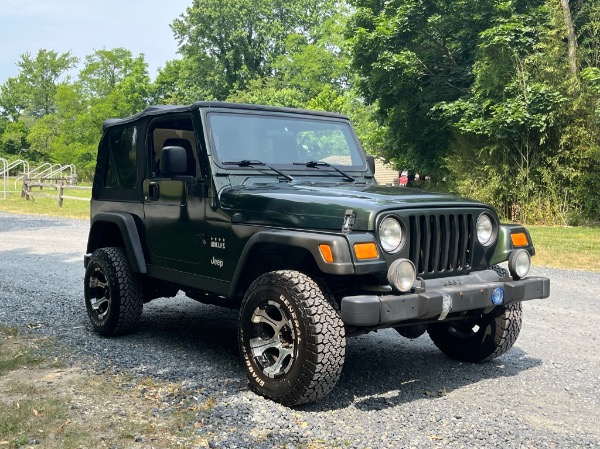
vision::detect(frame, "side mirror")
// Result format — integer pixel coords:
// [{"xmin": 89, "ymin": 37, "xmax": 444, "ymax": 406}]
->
[
  {"xmin": 366, "ymin": 155, "xmax": 375, "ymax": 175},
  {"xmin": 160, "ymin": 146, "xmax": 187, "ymax": 176}
]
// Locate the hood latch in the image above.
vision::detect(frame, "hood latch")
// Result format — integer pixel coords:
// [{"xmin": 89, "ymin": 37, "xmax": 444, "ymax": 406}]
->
[{"xmin": 342, "ymin": 209, "xmax": 356, "ymax": 233}]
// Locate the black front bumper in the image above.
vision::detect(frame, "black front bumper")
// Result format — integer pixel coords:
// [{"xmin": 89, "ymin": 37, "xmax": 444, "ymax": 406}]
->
[{"xmin": 340, "ymin": 270, "xmax": 550, "ymax": 326}]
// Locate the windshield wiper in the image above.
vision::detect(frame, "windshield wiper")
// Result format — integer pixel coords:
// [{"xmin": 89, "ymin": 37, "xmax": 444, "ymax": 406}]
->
[
  {"xmin": 293, "ymin": 160, "xmax": 355, "ymax": 182},
  {"xmin": 222, "ymin": 160, "xmax": 293, "ymax": 181}
]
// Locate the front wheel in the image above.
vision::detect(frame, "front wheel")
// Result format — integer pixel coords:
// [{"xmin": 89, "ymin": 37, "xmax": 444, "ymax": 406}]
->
[
  {"xmin": 427, "ymin": 303, "xmax": 523, "ymax": 362},
  {"xmin": 238, "ymin": 270, "xmax": 346, "ymax": 406},
  {"xmin": 84, "ymin": 247, "xmax": 144, "ymax": 336}
]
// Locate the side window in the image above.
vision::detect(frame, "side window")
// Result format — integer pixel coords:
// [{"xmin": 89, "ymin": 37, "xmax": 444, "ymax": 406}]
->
[
  {"xmin": 151, "ymin": 123, "xmax": 198, "ymax": 178},
  {"xmin": 105, "ymin": 126, "xmax": 138, "ymax": 189}
]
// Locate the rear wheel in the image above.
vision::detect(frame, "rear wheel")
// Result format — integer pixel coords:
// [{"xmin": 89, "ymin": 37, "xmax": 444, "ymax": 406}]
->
[
  {"xmin": 427, "ymin": 303, "xmax": 523, "ymax": 362},
  {"xmin": 84, "ymin": 247, "xmax": 144, "ymax": 336},
  {"xmin": 238, "ymin": 270, "xmax": 346, "ymax": 406}
]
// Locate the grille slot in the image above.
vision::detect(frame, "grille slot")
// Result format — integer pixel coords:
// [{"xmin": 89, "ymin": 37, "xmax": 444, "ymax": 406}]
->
[{"xmin": 409, "ymin": 213, "xmax": 473, "ymax": 275}]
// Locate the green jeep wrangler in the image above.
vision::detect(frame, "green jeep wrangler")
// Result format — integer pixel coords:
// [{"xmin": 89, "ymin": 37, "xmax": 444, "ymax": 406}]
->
[{"xmin": 84, "ymin": 102, "xmax": 550, "ymax": 406}]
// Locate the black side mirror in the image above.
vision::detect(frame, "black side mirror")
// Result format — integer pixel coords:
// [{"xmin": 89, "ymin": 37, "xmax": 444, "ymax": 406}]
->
[
  {"xmin": 160, "ymin": 146, "xmax": 187, "ymax": 176},
  {"xmin": 366, "ymin": 155, "xmax": 375, "ymax": 175}
]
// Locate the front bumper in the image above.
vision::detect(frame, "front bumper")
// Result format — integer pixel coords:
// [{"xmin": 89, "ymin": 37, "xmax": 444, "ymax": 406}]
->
[{"xmin": 340, "ymin": 270, "xmax": 550, "ymax": 326}]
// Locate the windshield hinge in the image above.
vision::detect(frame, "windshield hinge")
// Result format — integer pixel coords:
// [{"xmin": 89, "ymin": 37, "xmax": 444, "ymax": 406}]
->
[{"xmin": 342, "ymin": 209, "xmax": 356, "ymax": 233}]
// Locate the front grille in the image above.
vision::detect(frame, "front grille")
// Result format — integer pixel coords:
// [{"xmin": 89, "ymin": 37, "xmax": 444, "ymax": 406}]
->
[{"xmin": 408, "ymin": 213, "xmax": 474, "ymax": 276}]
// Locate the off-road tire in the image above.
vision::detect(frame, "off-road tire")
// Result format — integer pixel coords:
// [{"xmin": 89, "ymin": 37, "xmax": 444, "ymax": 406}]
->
[
  {"xmin": 427, "ymin": 303, "xmax": 523, "ymax": 362},
  {"xmin": 238, "ymin": 270, "xmax": 346, "ymax": 406},
  {"xmin": 84, "ymin": 247, "xmax": 144, "ymax": 336}
]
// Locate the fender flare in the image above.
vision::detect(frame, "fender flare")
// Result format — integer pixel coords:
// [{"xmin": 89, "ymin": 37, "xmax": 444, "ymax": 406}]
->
[
  {"xmin": 228, "ymin": 229, "xmax": 357, "ymax": 298},
  {"xmin": 86, "ymin": 212, "xmax": 147, "ymax": 274},
  {"xmin": 490, "ymin": 224, "xmax": 536, "ymax": 266}
]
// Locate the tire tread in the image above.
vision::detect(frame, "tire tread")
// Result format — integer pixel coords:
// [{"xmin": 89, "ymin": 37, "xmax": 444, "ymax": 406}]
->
[
  {"xmin": 85, "ymin": 247, "xmax": 143, "ymax": 336},
  {"xmin": 240, "ymin": 270, "xmax": 346, "ymax": 406},
  {"xmin": 428, "ymin": 303, "xmax": 523, "ymax": 362}
]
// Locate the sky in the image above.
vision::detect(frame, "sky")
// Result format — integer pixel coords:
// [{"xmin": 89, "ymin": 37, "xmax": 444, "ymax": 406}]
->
[{"xmin": 0, "ymin": 0, "xmax": 192, "ymax": 83}]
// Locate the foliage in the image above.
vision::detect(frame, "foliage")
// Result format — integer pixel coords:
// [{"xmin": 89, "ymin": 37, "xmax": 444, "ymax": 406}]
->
[
  {"xmin": 434, "ymin": 3, "xmax": 573, "ymax": 223},
  {"xmin": 582, "ymin": 67, "xmax": 600, "ymax": 118},
  {"xmin": 0, "ymin": 120, "xmax": 28, "ymax": 157},
  {"xmin": 0, "ymin": 50, "xmax": 78, "ymax": 161},
  {"xmin": 11, "ymin": 49, "xmax": 78, "ymax": 119},
  {"xmin": 347, "ymin": 0, "xmax": 505, "ymax": 176},
  {"xmin": 0, "ymin": 48, "xmax": 152, "ymax": 179},
  {"xmin": 0, "ymin": 0, "xmax": 598, "ymax": 225},
  {"xmin": 348, "ymin": 0, "xmax": 600, "ymax": 224},
  {"xmin": 171, "ymin": 0, "xmax": 340, "ymax": 100},
  {"xmin": 0, "ymin": 77, "xmax": 27, "ymax": 122}
]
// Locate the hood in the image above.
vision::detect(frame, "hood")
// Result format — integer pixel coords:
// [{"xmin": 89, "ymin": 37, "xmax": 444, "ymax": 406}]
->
[{"xmin": 220, "ymin": 182, "xmax": 490, "ymax": 231}]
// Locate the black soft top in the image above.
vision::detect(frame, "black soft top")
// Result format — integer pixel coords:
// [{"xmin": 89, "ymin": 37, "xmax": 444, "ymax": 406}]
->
[{"xmin": 102, "ymin": 101, "xmax": 348, "ymax": 130}]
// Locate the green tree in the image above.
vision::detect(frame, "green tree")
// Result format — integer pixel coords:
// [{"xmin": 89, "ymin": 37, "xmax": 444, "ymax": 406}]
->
[
  {"xmin": 226, "ymin": 16, "xmax": 349, "ymax": 106},
  {"xmin": 0, "ymin": 120, "xmax": 28, "ymax": 157},
  {"xmin": 0, "ymin": 49, "xmax": 77, "ymax": 159},
  {"xmin": 348, "ymin": 0, "xmax": 505, "ymax": 176},
  {"xmin": 171, "ymin": 0, "xmax": 339, "ymax": 99},
  {"xmin": 0, "ymin": 78, "xmax": 27, "ymax": 122},
  {"xmin": 49, "ymin": 83, "xmax": 98, "ymax": 175},
  {"xmin": 436, "ymin": 2, "xmax": 598, "ymax": 224},
  {"xmin": 151, "ymin": 59, "xmax": 188, "ymax": 104},
  {"xmin": 348, "ymin": 0, "xmax": 600, "ymax": 223},
  {"xmin": 573, "ymin": 1, "xmax": 600, "ymax": 221},
  {"xmin": 13, "ymin": 49, "xmax": 78, "ymax": 118},
  {"xmin": 79, "ymin": 48, "xmax": 139, "ymax": 98},
  {"xmin": 27, "ymin": 49, "xmax": 153, "ymax": 178}
]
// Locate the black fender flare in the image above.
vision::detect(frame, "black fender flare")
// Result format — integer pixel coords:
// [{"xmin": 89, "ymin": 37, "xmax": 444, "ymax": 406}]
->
[
  {"xmin": 228, "ymin": 229, "xmax": 358, "ymax": 298},
  {"xmin": 490, "ymin": 224, "xmax": 536, "ymax": 266},
  {"xmin": 86, "ymin": 212, "xmax": 147, "ymax": 274}
]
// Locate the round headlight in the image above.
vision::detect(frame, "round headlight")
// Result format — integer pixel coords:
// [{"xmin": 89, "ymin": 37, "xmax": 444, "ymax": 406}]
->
[
  {"xmin": 508, "ymin": 249, "xmax": 531, "ymax": 279},
  {"xmin": 387, "ymin": 259, "xmax": 416, "ymax": 292},
  {"xmin": 476, "ymin": 213, "xmax": 495, "ymax": 246},
  {"xmin": 379, "ymin": 217, "xmax": 403, "ymax": 253}
]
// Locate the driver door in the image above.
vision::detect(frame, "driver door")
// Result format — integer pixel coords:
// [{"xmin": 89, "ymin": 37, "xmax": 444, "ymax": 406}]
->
[{"xmin": 143, "ymin": 116, "xmax": 207, "ymax": 275}]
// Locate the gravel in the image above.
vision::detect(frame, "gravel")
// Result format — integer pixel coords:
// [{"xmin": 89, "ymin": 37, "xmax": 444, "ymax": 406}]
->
[{"xmin": 1, "ymin": 211, "xmax": 599, "ymax": 448}]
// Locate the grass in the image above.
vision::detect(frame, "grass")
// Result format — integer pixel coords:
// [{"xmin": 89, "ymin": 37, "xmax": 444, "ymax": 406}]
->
[
  {"xmin": 0, "ymin": 326, "xmax": 217, "ymax": 449},
  {"xmin": 0, "ymin": 324, "xmax": 17, "ymax": 336},
  {"xmin": 0, "ymin": 179, "xmax": 90, "ymax": 220},
  {"xmin": 0, "ymin": 326, "xmax": 44, "ymax": 376},
  {"xmin": 528, "ymin": 225, "xmax": 600, "ymax": 272}
]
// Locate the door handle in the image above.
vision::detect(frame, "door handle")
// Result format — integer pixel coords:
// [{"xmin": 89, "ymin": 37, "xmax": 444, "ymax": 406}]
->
[{"xmin": 148, "ymin": 182, "xmax": 159, "ymax": 201}]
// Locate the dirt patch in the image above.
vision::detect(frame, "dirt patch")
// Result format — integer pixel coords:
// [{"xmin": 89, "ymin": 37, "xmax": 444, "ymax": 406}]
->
[{"xmin": 0, "ymin": 333, "xmax": 215, "ymax": 449}]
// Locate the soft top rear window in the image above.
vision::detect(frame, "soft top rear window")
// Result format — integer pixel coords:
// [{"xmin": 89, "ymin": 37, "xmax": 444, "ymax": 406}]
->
[{"xmin": 105, "ymin": 126, "xmax": 138, "ymax": 189}]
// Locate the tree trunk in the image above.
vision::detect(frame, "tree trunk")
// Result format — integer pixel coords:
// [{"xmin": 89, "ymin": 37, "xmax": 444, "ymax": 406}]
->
[{"xmin": 560, "ymin": 0, "xmax": 578, "ymax": 75}]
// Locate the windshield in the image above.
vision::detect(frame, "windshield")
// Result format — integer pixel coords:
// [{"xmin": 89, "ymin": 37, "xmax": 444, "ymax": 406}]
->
[{"xmin": 207, "ymin": 112, "xmax": 365, "ymax": 168}]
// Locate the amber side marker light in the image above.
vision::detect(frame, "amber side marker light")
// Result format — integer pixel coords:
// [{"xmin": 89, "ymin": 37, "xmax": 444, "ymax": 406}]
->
[
  {"xmin": 354, "ymin": 243, "xmax": 379, "ymax": 260},
  {"xmin": 511, "ymin": 232, "xmax": 529, "ymax": 247},
  {"xmin": 319, "ymin": 244, "xmax": 334, "ymax": 263}
]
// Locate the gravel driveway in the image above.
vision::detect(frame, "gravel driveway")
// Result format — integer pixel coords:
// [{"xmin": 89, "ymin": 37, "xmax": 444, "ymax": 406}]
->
[{"xmin": 1, "ymin": 211, "xmax": 599, "ymax": 448}]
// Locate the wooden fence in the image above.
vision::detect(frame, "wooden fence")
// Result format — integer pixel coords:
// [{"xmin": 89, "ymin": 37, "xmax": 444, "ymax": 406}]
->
[{"xmin": 22, "ymin": 178, "xmax": 92, "ymax": 207}]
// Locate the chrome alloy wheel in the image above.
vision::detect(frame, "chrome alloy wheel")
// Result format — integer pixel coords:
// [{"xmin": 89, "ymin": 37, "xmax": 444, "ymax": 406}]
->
[
  {"xmin": 88, "ymin": 267, "xmax": 111, "ymax": 320},
  {"xmin": 249, "ymin": 300, "xmax": 296, "ymax": 378}
]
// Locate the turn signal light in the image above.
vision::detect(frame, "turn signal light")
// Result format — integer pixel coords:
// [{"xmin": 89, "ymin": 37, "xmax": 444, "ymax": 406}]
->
[
  {"xmin": 354, "ymin": 243, "xmax": 379, "ymax": 260},
  {"xmin": 319, "ymin": 244, "xmax": 334, "ymax": 263},
  {"xmin": 511, "ymin": 232, "xmax": 529, "ymax": 247}
]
